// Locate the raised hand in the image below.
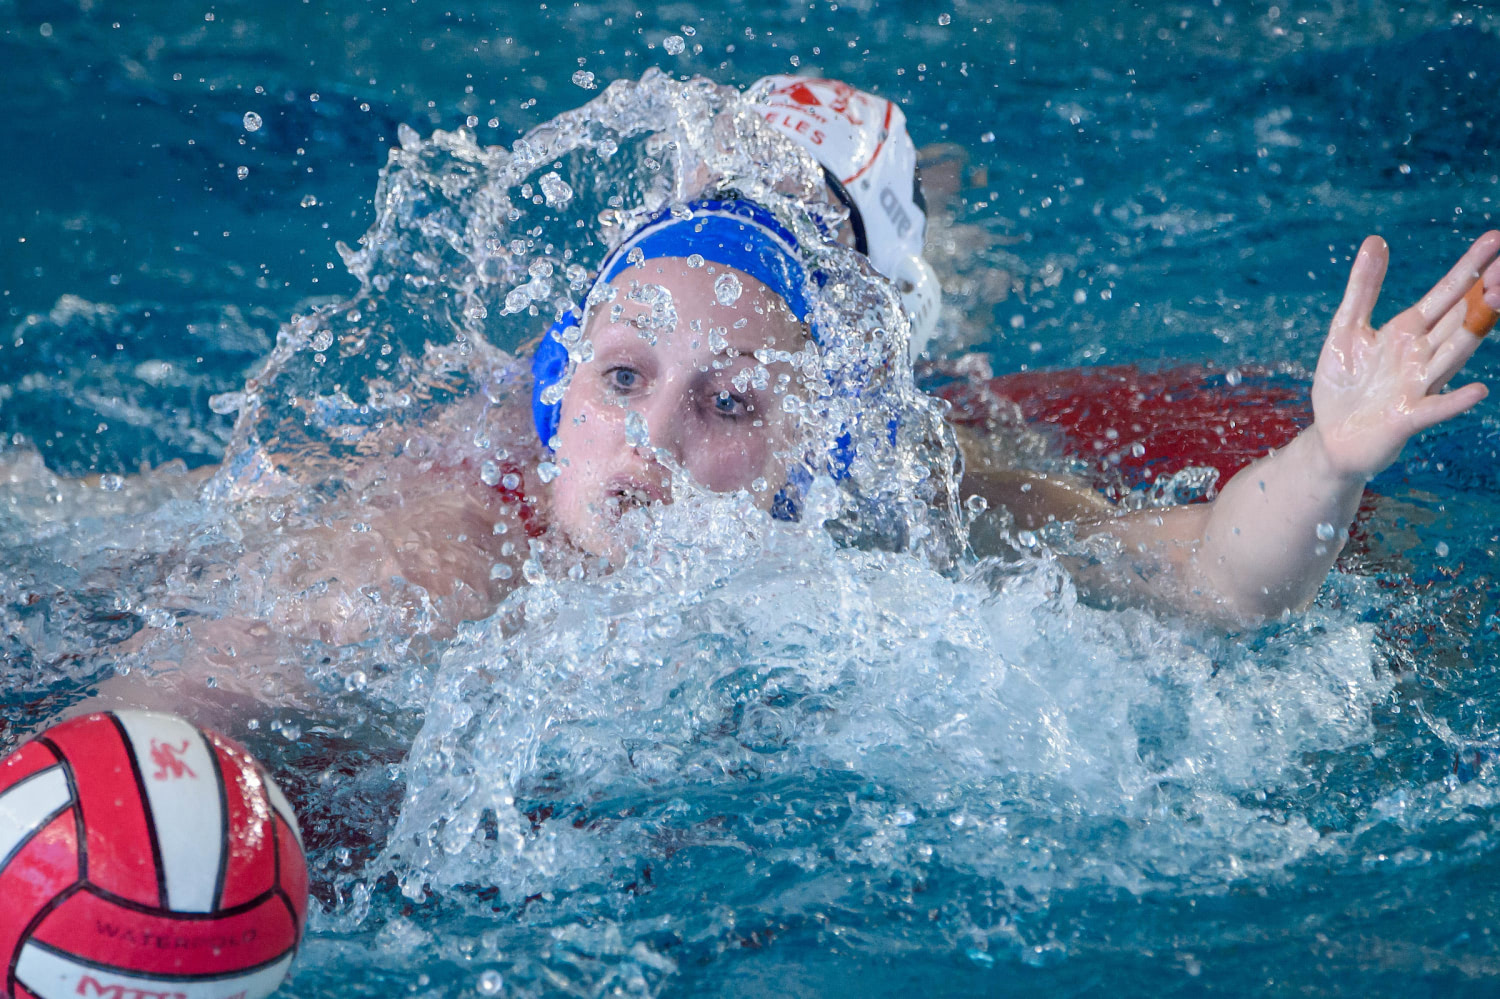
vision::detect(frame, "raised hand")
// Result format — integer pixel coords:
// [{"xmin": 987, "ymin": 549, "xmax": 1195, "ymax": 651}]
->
[{"xmin": 1310, "ymin": 231, "xmax": 1500, "ymax": 481}]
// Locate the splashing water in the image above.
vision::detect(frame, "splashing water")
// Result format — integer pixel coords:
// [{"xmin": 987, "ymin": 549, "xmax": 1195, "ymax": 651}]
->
[{"xmin": 2, "ymin": 67, "xmax": 1490, "ymax": 998}]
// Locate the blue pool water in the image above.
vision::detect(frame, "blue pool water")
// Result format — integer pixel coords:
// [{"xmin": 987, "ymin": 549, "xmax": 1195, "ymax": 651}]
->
[{"xmin": 4, "ymin": 2, "xmax": 1500, "ymax": 996}]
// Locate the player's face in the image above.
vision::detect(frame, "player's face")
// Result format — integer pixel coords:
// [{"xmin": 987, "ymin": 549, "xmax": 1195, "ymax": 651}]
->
[{"xmin": 548, "ymin": 257, "xmax": 809, "ymax": 560}]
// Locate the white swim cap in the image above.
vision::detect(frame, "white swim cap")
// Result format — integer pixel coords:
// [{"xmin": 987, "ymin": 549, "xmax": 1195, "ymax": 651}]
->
[{"xmin": 750, "ymin": 75, "xmax": 941, "ymax": 357}]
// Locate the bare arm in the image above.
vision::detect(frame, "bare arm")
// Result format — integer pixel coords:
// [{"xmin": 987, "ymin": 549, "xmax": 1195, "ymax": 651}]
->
[{"xmin": 1077, "ymin": 231, "xmax": 1500, "ymax": 623}]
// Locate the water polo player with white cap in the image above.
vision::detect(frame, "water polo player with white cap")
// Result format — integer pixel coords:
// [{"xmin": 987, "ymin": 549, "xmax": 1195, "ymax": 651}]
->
[{"xmin": 749, "ymin": 75, "xmax": 942, "ymax": 359}]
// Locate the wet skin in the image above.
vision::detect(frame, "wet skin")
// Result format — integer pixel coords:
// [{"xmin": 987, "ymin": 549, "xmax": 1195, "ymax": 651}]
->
[{"xmin": 547, "ymin": 257, "xmax": 811, "ymax": 561}]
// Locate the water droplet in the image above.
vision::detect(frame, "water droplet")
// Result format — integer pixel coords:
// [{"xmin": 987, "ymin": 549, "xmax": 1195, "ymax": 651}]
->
[
  {"xmin": 479, "ymin": 461, "xmax": 501, "ymax": 486},
  {"xmin": 625, "ymin": 411, "xmax": 650, "ymax": 448},
  {"xmin": 501, "ymin": 472, "xmax": 521, "ymax": 491},
  {"xmin": 1436, "ymin": 541, "xmax": 1450, "ymax": 557},
  {"xmin": 686, "ymin": 253, "xmax": 705, "ymax": 268},
  {"xmin": 1072, "ymin": 288, "xmax": 1087, "ymax": 304},
  {"xmin": 236, "ymin": 165, "xmax": 249, "ymax": 180},
  {"xmin": 980, "ymin": 131, "xmax": 996, "ymax": 143},
  {"xmin": 300, "ymin": 194, "xmax": 319, "ymax": 208},
  {"xmin": 345, "ymin": 670, "xmax": 368, "ymax": 692},
  {"xmin": 98, "ymin": 474, "xmax": 123, "ymax": 492},
  {"xmin": 663, "ymin": 34, "xmax": 685, "ymax": 55},
  {"xmin": 536, "ymin": 461, "xmax": 560, "ymax": 484},
  {"xmin": 938, "ymin": 12, "xmax": 952, "ymax": 25},
  {"xmin": 477, "ymin": 970, "xmax": 504, "ymax": 995},
  {"xmin": 310, "ymin": 330, "xmax": 334, "ymax": 352},
  {"xmin": 539, "ymin": 171, "xmax": 573, "ymax": 209},
  {"xmin": 1224, "ymin": 368, "xmax": 1243, "ymax": 386},
  {"xmin": 522, "ymin": 557, "xmax": 546, "ymax": 585},
  {"xmin": 490, "ymin": 563, "xmax": 514, "ymax": 581},
  {"xmin": 242, "ymin": 111, "xmax": 262, "ymax": 132},
  {"xmin": 714, "ymin": 272, "xmax": 743, "ymax": 306},
  {"xmin": 571, "ymin": 69, "xmax": 597, "ymax": 90},
  {"xmin": 1315, "ymin": 522, "xmax": 1336, "ymax": 541}
]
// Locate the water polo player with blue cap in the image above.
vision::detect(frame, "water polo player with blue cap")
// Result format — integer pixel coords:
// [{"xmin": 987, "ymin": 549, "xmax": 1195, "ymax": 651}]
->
[{"xmin": 531, "ymin": 198, "xmax": 838, "ymax": 562}]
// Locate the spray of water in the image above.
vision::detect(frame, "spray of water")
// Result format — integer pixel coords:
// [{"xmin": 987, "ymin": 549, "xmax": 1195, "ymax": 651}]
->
[{"xmin": 0, "ymin": 71, "xmax": 1452, "ymax": 995}]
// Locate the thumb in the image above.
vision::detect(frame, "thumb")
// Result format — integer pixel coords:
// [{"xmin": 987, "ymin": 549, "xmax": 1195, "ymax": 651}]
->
[{"xmin": 1330, "ymin": 235, "xmax": 1389, "ymax": 343}]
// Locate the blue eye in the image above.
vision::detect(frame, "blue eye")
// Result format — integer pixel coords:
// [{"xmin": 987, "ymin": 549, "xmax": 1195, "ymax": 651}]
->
[
  {"xmin": 606, "ymin": 367, "xmax": 640, "ymax": 392},
  {"xmin": 713, "ymin": 391, "xmax": 747, "ymax": 417}
]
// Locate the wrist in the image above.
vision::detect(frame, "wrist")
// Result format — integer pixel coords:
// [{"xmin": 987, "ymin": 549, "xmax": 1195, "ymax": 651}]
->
[{"xmin": 1300, "ymin": 422, "xmax": 1375, "ymax": 490}]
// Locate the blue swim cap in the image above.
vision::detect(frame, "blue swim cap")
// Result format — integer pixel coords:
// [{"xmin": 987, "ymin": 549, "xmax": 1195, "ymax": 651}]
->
[{"xmin": 530, "ymin": 199, "xmax": 819, "ymax": 450}]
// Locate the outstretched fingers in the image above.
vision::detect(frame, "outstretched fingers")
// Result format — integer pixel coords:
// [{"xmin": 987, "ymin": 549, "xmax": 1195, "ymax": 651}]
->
[
  {"xmin": 1328, "ymin": 236, "xmax": 1389, "ymax": 358},
  {"xmin": 1422, "ymin": 239, "xmax": 1500, "ymax": 387},
  {"xmin": 1414, "ymin": 230, "xmax": 1500, "ymax": 328},
  {"xmin": 1426, "ymin": 325, "xmax": 1485, "ymax": 392},
  {"xmin": 1410, "ymin": 380, "xmax": 1489, "ymax": 433}
]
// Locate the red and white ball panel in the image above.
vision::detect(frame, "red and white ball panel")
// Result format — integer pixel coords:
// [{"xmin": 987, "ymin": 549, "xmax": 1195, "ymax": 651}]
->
[
  {"xmin": 113, "ymin": 712, "xmax": 225, "ymax": 914},
  {"xmin": 0, "ymin": 710, "xmax": 309, "ymax": 999},
  {"xmin": 14, "ymin": 944, "xmax": 294, "ymax": 999}
]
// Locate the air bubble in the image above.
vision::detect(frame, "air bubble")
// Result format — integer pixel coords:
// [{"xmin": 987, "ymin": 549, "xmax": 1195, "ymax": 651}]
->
[
  {"xmin": 938, "ymin": 12, "xmax": 952, "ymax": 25},
  {"xmin": 571, "ymin": 70, "xmax": 597, "ymax": 89},
  {"xmin": 663, "ymin": 35, "xmax": 686, "ymax": 55},
  {"xmin": 300, "ymin": 194, "xmax": 319, "ymax": 208},
  {"xmin": 242, "ymin": 111, "xmax": 262, "ymax": 132},
  {"xmin": 1315, "ymin": 522, "xmax": 1336, "ymax": 542},
  {"xmin": 477, "ymin": 970, "xmax": 504, "ymax": 995},
  {"xmin": 536, "ymin": 461, "xmax": 560, "ymax": 483},
  {"xmin": 236, "ymin": 165, "xmax": 249, "ymax": 180},
  {"xmin": 480, "ymin": 461, "xmax": 502, "ymax": 487}
]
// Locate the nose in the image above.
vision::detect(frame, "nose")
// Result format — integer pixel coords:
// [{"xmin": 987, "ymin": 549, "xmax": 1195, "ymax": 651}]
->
[{"xmin": 631, "ymin": 383, "xmax": 688, "ymax": 471}]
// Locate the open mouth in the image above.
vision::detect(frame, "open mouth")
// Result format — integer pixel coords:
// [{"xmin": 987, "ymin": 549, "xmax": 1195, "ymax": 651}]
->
[{"xmin": 603, "ymin": 481, "xmax": 665, "ymax": 517}]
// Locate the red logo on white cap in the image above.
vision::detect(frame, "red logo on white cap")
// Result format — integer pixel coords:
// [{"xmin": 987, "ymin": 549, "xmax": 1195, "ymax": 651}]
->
[{"xmin": 770, "ymin": 78, "xmax": 865, "ymax": 126}]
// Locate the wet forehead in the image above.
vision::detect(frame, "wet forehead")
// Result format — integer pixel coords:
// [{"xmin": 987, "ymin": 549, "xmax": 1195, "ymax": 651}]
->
[{"xmin": 590, "ymin": 257, "xmax": 807, "ymax": 355}]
